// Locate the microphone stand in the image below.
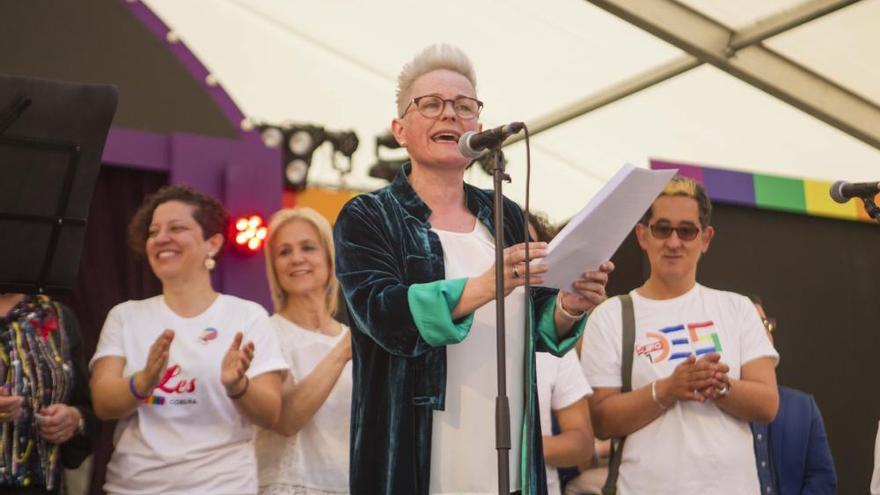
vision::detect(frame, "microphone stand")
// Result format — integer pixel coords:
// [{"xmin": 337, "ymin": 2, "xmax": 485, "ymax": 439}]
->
[
  {"xmin": 489, "ymin": 146, "xmax": 512, "ymax": 495},
  {"xmin": 861, "ymin": 197, "xmax": 880, "ymax": 223}
]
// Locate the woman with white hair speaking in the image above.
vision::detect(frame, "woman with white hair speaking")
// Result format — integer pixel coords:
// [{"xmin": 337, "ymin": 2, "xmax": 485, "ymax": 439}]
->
[{"xmin": 333, "ymin": 44, "xmax": 613, "ymax": 495}]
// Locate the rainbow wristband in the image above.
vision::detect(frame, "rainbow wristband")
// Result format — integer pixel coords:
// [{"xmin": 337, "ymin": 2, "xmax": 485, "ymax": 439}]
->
[{"xmin": 129, "ymin": 374, "xmax": 149, "ymax": 400}]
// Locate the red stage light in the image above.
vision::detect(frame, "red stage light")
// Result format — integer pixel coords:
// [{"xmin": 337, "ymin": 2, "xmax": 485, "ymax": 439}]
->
[{"xmin": 230, "ymin": 214, "xmax": 268, "ymax": 253}]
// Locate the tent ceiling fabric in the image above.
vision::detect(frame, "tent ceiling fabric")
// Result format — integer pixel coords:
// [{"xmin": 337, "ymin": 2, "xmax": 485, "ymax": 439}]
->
[
  {"xmin": 678, "ymin": 0, "xmax": 810, "ymax": 30},
  {"xmin": 767, "ymin": 0, "xmax": 880, "ymax": 104},
  {"xmin": 143, "ymin": 0, "xmax": 880, "ymax": 222}
]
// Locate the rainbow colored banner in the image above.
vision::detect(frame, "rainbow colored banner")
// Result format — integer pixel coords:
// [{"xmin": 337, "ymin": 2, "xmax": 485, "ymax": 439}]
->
[{"xmin": 650, "ymin": 159, "xmax": 879, "ymax": 223}]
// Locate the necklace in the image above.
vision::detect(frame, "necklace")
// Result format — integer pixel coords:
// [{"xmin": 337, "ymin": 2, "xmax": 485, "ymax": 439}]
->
[{"xmin": 0, "ymin": 296, "xmax": 70, "ymax": 489}]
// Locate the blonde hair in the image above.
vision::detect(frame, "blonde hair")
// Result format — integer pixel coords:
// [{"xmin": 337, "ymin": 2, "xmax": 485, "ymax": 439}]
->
[
  {"xmin": 396, "ymin": 44, "xmax": 478, "ymax": 117},
  {"xmin": 639, "ymin": 175, "xmax": 712, "ymax": 227},
  {"xmin": 264, "ymin": 207, "xmax": 339, "ymax": 316}
]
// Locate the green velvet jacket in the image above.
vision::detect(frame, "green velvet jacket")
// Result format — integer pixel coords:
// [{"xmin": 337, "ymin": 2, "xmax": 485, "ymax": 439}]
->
[{"xmin": 334, "ymin": 164, "xmax": 585, "ymax": 494}]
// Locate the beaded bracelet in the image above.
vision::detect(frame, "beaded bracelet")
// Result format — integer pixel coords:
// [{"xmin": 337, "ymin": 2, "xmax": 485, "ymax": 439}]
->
[
  {"xmin": 128, "ymin": 374, "xmax": 149, "ymax": 400},
  {"xmin": 227, "ymin": 375, "xmax": 250, "ymax": 400},
  {"xmin": 556, "ymin": 292, "xmax": 587, "ymax": 320}
]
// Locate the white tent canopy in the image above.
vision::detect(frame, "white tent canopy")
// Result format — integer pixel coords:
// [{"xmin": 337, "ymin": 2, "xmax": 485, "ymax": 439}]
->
[{"xmin": 144, "ymin": 0, "xmax": 880, "ymax": 222}]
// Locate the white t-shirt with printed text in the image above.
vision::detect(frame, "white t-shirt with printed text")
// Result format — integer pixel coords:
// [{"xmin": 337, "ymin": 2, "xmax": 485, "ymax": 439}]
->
[
  {"xmin": 580, "ymin": 284, "xmax": 778, "ymax": 495},
  {"xmin": 536, "ymin": 351, "xmax": 593, "ymax": 495},
  {"xmin": 255, "ymin": 314, "xmax": 352, "ymax": 494},
  {"xmin": 430, "ymin": 222, "xmax": 527, "ymax": 494},
  {"xmin": 90, "ymin": 294, "xmax": 289, "ymax": 495}
]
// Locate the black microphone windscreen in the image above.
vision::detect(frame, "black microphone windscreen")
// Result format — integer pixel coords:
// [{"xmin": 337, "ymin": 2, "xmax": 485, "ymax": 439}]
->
[{"xmin": 829, "ymin": 181, "xmax": 848, "ymax": 204}]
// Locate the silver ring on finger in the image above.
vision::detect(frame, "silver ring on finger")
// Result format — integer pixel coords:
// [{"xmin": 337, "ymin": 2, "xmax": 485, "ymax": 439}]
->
[{"xmin": 512, "ymin": 265, "xmax": 520, "ymax": 278}]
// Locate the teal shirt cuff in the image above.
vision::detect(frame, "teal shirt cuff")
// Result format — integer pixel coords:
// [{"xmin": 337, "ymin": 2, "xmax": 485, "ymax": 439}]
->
[
  {"xmin": 536, "ymin": 296, "xmax": 586, "ymax": 355},
  {"xmin": 408, "ymin": 278, "xmax": 475, "ymax": 347}
]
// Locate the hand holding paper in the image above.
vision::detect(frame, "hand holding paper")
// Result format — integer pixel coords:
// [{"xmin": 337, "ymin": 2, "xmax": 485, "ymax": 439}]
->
[
  {"xmin": 558, "ymin": 260, "xmax": 616, "ymax": 316},
  {"xmin": 534, "ymin": 164, "xmax": 678, "ymax": 291}
]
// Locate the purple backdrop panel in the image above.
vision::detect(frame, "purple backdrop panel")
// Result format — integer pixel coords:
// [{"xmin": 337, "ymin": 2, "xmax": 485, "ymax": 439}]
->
[
  {"xmin": 169, "ymin": 133, "xmax": 229, "ymax": 198},
  {"xmin": 223, "ymin": 162, "xmax": 283, "ymax": 311},
  {"xmin": 102, "ymin": 128, "xmax": 170, "ymax": 171},
  {"xmin": 650, "ymin": 159, "xmax": 704, "ymax": 183},
  {"xmin": 702, "ymin": 168, "xmax": 756, "ymax": 206},
  {"xmin": 168, "ymin": 132, "xmax": 282, "ymax": 309}
]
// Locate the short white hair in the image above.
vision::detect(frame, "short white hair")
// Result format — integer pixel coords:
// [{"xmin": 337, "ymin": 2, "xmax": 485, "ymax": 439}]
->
[{"xmin": 396, "ymin": 44, "xmax": 478, "ymax": 117}]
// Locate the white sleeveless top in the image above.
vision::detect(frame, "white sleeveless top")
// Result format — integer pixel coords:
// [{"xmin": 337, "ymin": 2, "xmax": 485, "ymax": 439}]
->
[{"xmin": 429, "ymin": 222, "xmax": 527, "ymax": 494}]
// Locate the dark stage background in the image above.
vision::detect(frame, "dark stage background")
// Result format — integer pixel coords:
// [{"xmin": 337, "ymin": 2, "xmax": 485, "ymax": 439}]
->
[
  {"xmin": 58, "ymin": 163, "xmax": 166, "ymax": 495},
  {"xmin": 606, "ymin": 202, "xmax": 880, "ymax": 495}
]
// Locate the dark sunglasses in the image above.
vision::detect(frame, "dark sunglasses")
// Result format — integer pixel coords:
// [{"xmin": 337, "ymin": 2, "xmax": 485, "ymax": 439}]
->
[{"xmin": 648, "ymin": 223, "xmax": 701, "ymax": 241}]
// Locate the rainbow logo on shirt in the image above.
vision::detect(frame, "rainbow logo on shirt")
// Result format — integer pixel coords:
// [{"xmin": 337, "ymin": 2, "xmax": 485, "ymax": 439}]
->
[
  {"xmin": 139, "ymin": 364, "xmax": 199, "ymax": 407},
  {"xmin": 687, "ymin": 321, "xmax": 723, "ymax": 356},
  {"xmin": 635, "ymin": 320, "xmax": 722, "ymax": 364},
  {"xmin": 143, "ymin": 395, "xmax": 165, "ymax": 406},
  {"xmin": 199, "ymin": 327, "xmax": 218, "ymax": 344}
]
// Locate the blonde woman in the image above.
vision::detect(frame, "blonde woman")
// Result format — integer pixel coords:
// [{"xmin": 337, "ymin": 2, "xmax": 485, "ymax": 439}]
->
[{"xmin": 256, "ymin": 207, "xmax": 352, "ymax": 495}]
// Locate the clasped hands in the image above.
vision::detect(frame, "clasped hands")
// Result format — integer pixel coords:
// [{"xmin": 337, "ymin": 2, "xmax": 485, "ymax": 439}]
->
[
  {"xmin": 654, "ymin": 353, "xmax": 731, "ymax": 408},
  {"xmin": 0, "ymin": 388, "xmax": 82, "ymax": 444}
]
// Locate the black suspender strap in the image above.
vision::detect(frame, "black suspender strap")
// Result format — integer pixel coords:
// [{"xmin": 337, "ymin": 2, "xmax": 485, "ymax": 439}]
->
[{"xmin": 602, "ymin": 294, "xmax": 635, "ymax": 495}]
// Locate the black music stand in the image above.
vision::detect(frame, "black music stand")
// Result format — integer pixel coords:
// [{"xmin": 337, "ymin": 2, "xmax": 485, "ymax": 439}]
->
[{"xmin": 0, "ymin": 74, "xmax": 117, "ymax": 294}]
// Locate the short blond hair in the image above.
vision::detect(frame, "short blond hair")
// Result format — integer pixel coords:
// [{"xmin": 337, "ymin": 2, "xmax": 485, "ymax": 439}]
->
[
  {"xmin": 264, "ymin": 207, "xmax": 339, "ymax": 316},
  {"xmin": 640, "ymin": 175, "xmax": 712, "ymax": 227},
  {"xmin": 396, "ymin": 44, "xmax": 478, "ymax": 117}
]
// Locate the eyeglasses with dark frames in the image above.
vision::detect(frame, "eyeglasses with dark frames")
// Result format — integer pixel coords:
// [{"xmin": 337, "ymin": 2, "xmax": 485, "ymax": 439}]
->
[
  {"xmin": 647, "ymin": 223, "xmax": 701, "ymax": 241},
  {"xmin": 401, "ymin": 94, "xmax": 484, "ymax": 120}
]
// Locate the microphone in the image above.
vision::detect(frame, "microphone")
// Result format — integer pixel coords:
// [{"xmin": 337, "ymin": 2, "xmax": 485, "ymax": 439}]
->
[
  {"xmin": 829, "ymin": 180, "xmax": 880, "ymax": 203},
  {"xmin": 458, "ymin": 122, "xmax": 525, "ymax": 159}
]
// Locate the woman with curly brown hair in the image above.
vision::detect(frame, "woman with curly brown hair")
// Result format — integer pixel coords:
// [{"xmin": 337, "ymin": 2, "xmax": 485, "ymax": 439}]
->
[{"xmin": 89, "ymin": 184, "xmax": 288, "ymax": 495}]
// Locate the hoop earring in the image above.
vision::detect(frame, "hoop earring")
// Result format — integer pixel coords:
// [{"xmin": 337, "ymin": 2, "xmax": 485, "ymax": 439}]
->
[{"xmin": 204, "ymin": 255, "xmax": 216, "ymax": 271}]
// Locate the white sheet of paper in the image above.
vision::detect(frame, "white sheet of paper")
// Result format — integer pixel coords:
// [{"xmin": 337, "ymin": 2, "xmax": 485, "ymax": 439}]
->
[{"xmin": 535, "ymin": 164, "xmax": 678, "ymax": 290}]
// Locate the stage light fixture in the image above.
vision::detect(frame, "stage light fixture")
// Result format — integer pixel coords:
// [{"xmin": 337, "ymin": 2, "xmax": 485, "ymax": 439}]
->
[
  {"xmin": 375, "ymin": 130, "xmax": 401, "ymax": 150},
  {"xmin": 230, "ymin": 213, "xmax": 268, "ymax": 253},
  {"xmin": 261, "ymin": 127, "xmax": 283, "ymax": 148},
  {"xmin": 326, "ymin": 130, "xmax": 360, "ymax": 177},
  {"xmin": 258, "ymin": 122, "xmax": 360, "ymax": 190},
  {"xmin": 288, "ymin": 129, "xmax": 318, "ymax": 155},
  {"xmin": 281, "ymin": 125, "xmax": 325, "ymax": 190},
  {"xmin": 326, "ymin": 130, "xmax": 359, "ymax": 158},
  {"xmin": 285, "ymin": 159, "xmax": 310, "ymax": 186},
  {"xmin": 368, "ymin": 128, "xmax": 409, "ymax": 183},
  {"xmin": 368, "ymin": 157, "xmax": 408, "ymax": 182}
]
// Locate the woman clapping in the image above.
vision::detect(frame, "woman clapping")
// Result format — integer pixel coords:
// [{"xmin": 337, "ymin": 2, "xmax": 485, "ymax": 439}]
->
[{"xmin": 89, "ymin": 185, "xmax": 288, "ymax": 495}]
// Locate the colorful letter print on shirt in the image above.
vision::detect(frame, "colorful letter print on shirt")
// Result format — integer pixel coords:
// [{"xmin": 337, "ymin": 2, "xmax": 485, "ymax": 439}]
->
[{"xmin": 635, "ymin": 321, "xmax": 722, "ymax": 363}]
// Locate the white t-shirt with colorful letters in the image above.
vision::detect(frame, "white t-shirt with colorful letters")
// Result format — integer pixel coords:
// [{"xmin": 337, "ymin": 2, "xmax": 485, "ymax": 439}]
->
[
  {"xmin": 90, "ymin": 294, "xmax": 288, "ymax": 495},
  {"xmin": 580, "ymin": 284, "xmax": 778, "ymax": 495}
]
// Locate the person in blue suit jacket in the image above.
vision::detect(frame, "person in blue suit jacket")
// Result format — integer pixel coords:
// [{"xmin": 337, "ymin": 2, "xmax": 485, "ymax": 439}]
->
[{"xmin": 749, "ymin": 296, "xmax": 837, "ymax": 495}]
